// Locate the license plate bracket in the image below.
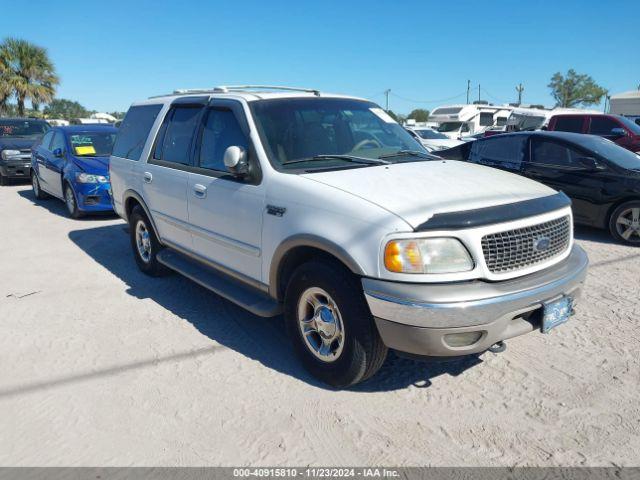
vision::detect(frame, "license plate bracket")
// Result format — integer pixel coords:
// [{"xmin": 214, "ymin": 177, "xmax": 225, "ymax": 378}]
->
[{"xmin": 542, "ymin": 296, "xmax": 573, "ymax": 333}]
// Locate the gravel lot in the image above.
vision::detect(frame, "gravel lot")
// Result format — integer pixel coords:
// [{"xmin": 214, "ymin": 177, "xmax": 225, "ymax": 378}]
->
[{"xmin": 0, "ymin": 183, "xmax": 639, "ymax": 467}]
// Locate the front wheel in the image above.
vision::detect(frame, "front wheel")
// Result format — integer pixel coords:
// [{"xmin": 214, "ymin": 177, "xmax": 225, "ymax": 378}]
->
[
  {"xmin": 0, "ymin": 173, "xmax": 8, "ymax": 186},
  {"xmin": 64, "ymin": 183, "xmax": 83, "ymax": 219},
  {"xmin": 609, "ymin": 201, "xmax": 640, "ymax": 245},
  {"xmin": 284, "ymin": 260, "xmax": 387, "ymax": 388}
]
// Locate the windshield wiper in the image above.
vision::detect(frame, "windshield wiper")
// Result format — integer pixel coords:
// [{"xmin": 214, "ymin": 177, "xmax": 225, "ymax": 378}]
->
[
  {"xmin": 379, "ymin": 150, "xmax": 440, "ymax": 160},
  {"xmin": 282, "ymin": 154, "xmax": 390, "ymax": 166}
]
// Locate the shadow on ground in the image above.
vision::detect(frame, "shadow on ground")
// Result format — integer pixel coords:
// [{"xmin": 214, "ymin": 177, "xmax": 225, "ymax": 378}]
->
[
  {"xmin": 67, "ymin": 223, "xmax": 484, "ymax": 392},
  {"xmin": 574, "ymin": 225, "xmax": 618, "ymax": 245},
  {"xmin": 18, "ymin": 188, "xmax": 119, "ymax": 221}
]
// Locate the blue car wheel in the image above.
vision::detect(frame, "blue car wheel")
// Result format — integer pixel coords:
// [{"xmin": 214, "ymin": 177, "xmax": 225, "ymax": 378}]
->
[{"xmin": 64, "ymin": 182, "xmax": 83, "ymax": 219}]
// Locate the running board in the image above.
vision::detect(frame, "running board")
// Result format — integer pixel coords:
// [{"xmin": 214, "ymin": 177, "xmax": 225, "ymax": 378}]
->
[{"xmin": 157, "ymin": 249, "xmax": 282, "ymax": 317}]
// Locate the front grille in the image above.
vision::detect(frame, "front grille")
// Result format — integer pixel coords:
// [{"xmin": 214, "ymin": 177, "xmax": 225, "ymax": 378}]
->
[{"xmin": 481, "ymin": 216, "xmax": 571, "ymax": 274}]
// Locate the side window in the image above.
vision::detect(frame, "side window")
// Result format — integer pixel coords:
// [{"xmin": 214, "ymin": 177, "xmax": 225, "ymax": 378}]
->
[
  {"xmin": 531, "ymin": 139, "xmax": 583, "ymax": 168},
  {"xmin": 112, "ymin": 104, "xmax": 163, "ymax": 161},
  {"xmin": 155, "ymin": 106, "xmax": 203, "ymax": 165},
  {"xmin": 553, "ymin": 116, "xmax": 584, "ymax": 133},
  {"xmin": 50, "ymin": 132, "xmax": 66, "ymax": 153},
  {"xmin": 479, "ymin": 112, "xmax": 494, "ymax": 126},
  {"xmin": 40, "ymin": 131, "xmax": 54, "ymax": 150},
  {"xmin": 198, "ymin": 108, "xmax": 249, "ymax": 171},
  {"xmin": 588, "ymin": 117, "xmax": 621, "ymax": 136},
  {"xmin": 461, "ymin": 123, "xmax": 470, "ymax": 133},
  {"xmin": 469, "ymin": 136, "xmax": 526, "ymax": 170}
]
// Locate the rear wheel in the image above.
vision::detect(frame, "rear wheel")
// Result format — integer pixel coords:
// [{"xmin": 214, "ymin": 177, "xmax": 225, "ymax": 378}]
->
[
  {"xmin": 284, "ymin": 260, "xmax": 387, "ymax": 388},
  {"xmin": 609, "ymin": 201, "xmax": 640, "ymax": 245},
  {"xmin": 32, "ymin": 171, "xmax": 49, "ymax": 200},
  {"xmin": 129, "ymin": 205, "xmax": 168, "ymax": 276},
  {"xmin": 64, "ymin": 183, "xmax": 83, "ymax": 219}
]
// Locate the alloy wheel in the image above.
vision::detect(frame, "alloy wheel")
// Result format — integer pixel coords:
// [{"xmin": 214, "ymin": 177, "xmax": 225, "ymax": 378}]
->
[
  {"xmin": 135, "ymin": 220, "xmax": 152, "ymax": 263},
  {"xmin": 297, "ymin": 287, "xmax": 345, "ymax": 363},
  {"xmin": 65, "ymin": 186, "xmax": 76, "ymax": 215},
  {"xmin": 615, "ymin": 207, "xmax": 640, "ymax": 243}
]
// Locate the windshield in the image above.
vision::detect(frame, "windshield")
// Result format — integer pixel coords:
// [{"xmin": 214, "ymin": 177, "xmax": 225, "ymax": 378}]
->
[
  {"xmin": 69, "ymin": 132, "xmax": 116, "ymax": 157},
  {"xmin": 415, "ymin": 129, "xmax": 448, "ymax": 140},
  {"xmin": 0, "ymin": 120, "xmax": 50, "ymax": 138},
  {"xmin": 437, "ymin": 122, "xmax": 463, "ymax": 133},
  {"xmin": 616, "ymin": 115, "xmax": 640, "ymax": 135},
  {"xmin": 250, "ymin": 98, "xmax": 425, "ymax": 169},
  {"xmin": 581, "ymin": 136, "xmax": 640, "ymax": 170}
]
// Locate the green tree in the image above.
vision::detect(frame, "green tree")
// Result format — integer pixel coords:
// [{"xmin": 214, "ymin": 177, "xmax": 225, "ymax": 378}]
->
[
  {"xmin": 407, "ymin": 109, "xmax": 429, "ymax": 122},
  {"xmin": 0, "ymin": 38, "xmax": 59, "ymax": 116},
  {"xmin": 385, "ymin": 109, "xmax": 399, "ymax": 121},
  {"xmin": 548, "ymin": 69, "xmax": 607, "ymax": 108},
  {"xmin": 43, "ymin": 98, "xmax": 89, "ymax": 120}
]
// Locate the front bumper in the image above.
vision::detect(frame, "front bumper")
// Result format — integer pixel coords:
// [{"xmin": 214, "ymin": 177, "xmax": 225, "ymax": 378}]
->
[
  {"xmin": 75, "ymin": 182, "xmax": 114, "ymax": 212},
  {"xmin": 363, "ymin": 245, "xmax": 588, "ymax": 357},
  {"xmin": 0, "ymin": 158, "xmax": 32, "ymax": 179}
]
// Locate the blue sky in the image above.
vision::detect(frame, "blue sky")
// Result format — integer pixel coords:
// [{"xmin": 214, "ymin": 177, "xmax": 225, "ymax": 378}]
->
[{"xmin": 2, "ymin": 0, "xmax": 639, "ymax": 114}]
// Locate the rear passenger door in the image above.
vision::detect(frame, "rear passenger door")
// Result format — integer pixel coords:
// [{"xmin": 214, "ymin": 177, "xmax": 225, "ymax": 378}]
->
[
  {"xmin": 187, "ymin": 99, "xmax": 265, "ymax": 282},
  {"xmin": 143, "ymin": 99, "xmax": 205, "ymax": 251}
]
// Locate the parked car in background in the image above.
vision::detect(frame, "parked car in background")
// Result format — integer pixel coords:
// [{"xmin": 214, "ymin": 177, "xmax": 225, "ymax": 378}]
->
[
  {"xmin": 109, "ymin": 86, "xmax": 587, "ymax": 387},
  {"xmin": 547, "ymin": 113, "xmax": 640, "ymax": 154},
  {"xmin": 437, "ymin": 131, "xmax": 640, "ymax": 244},
  {"xmin": 31, "ymin": 125, "xmax": 117, "ymax": 218},
  {"xmin": 0, "ymin": 118, "xmax": 50, "ymax": 185},
  {"xmin": 406, "ymin": 127, "xmax": 464, "ymax": 152}
]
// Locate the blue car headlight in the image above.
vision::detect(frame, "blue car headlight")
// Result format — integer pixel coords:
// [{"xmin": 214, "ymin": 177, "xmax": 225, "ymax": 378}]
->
[{"xmin": 76, "ymin": 172, "xmax": 109, "ymax": 184}]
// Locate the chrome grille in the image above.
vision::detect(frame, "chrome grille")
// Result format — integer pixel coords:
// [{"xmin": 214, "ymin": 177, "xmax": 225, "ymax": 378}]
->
[{"xmin": 481, "ymin": 216, "xmax": 571, "ymax": 274}]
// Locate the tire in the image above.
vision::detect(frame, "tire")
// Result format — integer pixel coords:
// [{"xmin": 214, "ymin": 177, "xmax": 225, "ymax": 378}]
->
[
  {"xmin": 64, "ymin": 182, "xmax": 83, "ymax": 219},
  {"xmin": 129, "ymin": 205, "xmax": 169, "ymax": 276},
  {"xmin": 608, "ymin": 201, "xmax": 640, "ymax": 245},
  {"xmin": 32, "ymin": 171, "xmax": 50, "ymax": 200},
  {"xmin": 284, "ymin": 259, "xmax": 387, "ymax": 388},
  {"xmin": 0, "ymin": 173, "xmax": 8, "ymax": 186}
]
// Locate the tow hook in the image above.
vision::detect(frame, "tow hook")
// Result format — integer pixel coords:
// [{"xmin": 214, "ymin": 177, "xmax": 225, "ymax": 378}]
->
[{"xmin": 488, "ymin": 341, "xmax": 506, "ymax": 354}]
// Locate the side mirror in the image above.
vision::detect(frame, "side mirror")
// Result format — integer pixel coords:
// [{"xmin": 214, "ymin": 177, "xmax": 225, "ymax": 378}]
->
[
  {"xmin": 223, "ymin": 146, "xmax": 248, "ymax": 177},
  {"xmin": 53, "ymin": 148, "xmax": 64, "ymax": 158},
  {"xmin": 610, "ymin": 127, "xmax": 627, "ymax": 137},
  {"xmin": 576, "ymin": 156, "xmax": 605, "ymax": 171}
]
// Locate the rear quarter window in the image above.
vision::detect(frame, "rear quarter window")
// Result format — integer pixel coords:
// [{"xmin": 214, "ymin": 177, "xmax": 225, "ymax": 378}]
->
[
  {"xmin": 112, "ymin": 104, "xmax": 163, "ymax": 160},
  {"xmin": 552, "ymin": 116, "xmax": 584, "ymax": 133}
]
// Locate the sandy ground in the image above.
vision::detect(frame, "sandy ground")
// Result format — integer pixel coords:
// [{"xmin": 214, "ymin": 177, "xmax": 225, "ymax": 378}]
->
[{"xmin": 0, "ymin": 183, "xmax": 639, "ymax": 467}]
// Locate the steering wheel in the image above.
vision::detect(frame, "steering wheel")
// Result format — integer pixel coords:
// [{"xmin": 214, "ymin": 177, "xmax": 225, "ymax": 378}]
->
[{"xmin": 353, "ymin": 138, "xmax": 382, "ymax": 150}]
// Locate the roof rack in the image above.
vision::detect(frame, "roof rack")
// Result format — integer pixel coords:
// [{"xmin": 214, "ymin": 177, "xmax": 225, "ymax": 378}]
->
[{"xmin": 149, "ymin": 85, "xmax": 321, "ymax": 98}]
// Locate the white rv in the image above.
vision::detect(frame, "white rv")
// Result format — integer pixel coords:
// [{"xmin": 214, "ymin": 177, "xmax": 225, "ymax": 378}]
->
[
  {"xmin": 505, "ymin": 107, "xmax": 601, "ymax": 132},
  {"xmin": 610, "ymin": 90, "xmax": 640, "ymax": 124},
  {"xmin": 429, "ymin": 104, "xmax": 513, "ymax": 139}
]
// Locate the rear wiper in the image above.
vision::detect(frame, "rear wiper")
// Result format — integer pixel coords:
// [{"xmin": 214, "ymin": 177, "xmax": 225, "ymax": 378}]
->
[
  {"xmin": 282, "ymin": 154, "xmax": 390, "ymax": 166},
  {"xmin": 379, "ymin": 150, "xmax": 440, "ymax": 160}
]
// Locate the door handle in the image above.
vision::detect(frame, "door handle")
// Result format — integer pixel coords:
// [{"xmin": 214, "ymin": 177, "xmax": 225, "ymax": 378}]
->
[
  {"xmin": 193, "ymin": 184, "xmax": 207, "ymax": 198},
  {"xmin": 143, "ymin": 172, "xmax": 153, "ymax": 183}
]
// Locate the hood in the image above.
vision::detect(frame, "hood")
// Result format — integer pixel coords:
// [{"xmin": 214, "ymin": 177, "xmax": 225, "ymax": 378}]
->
[
  {"xmin": 71, "ymin": 155, "xmax": 110, "ymax": 174},
  {"xmin": 0, "ymin": 138, "xmax": 39, "ymax": 150},
  {"xmin": 301, "ymin": 160, "xmax": 557, "ymax": 228},
  {"xmin": 422, "ymin": 139, "xmax": 463, "ymax": 149}
]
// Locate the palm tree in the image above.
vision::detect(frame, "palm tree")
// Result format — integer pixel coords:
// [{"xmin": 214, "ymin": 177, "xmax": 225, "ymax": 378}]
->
[{"xmin": 0, "ymin": 38, "xmax": 58, "ymax": 116}]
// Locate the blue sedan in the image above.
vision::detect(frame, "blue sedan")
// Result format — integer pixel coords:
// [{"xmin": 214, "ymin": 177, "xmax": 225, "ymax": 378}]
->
[{"xmin": 31, "ymin": 125, "xmax": 117, "ymax": 218}]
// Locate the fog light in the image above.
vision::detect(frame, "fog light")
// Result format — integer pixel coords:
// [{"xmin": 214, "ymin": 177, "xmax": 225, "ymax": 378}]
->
[{"xmin": 444, "ymin": 331, "xmax": 483, "ymax": 347}]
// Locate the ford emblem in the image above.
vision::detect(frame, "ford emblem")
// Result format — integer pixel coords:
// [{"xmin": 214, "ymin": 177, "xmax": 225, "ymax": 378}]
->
[{"xmin": 533, "ymin": 237, "xmax": 551, "ymax": 252}]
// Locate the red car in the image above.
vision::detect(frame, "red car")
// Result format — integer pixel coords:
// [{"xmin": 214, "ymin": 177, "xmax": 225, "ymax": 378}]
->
[{"xmin": 547, "ymin": 113, "xmax": 640, "ymax": 154}]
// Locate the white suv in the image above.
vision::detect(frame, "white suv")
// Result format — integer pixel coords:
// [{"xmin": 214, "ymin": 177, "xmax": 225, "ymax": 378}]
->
[{"xmin": 109, "ymin": 86, "xmax": 588, "ymax": 387}]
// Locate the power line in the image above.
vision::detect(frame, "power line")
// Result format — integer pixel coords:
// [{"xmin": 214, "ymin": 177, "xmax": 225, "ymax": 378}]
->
[{"xmin": 388, "ymin": 91, "xmax": 467, "ymax": 104}]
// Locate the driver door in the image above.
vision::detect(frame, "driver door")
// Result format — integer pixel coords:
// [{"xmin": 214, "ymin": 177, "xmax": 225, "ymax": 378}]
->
[{"xmin": 41, "ymin": 131, "xmax": 66, "ymax": 198}]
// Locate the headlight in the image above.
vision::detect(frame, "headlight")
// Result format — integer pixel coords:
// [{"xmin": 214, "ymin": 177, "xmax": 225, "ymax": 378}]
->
[
  {"xmin": 1, "ymin": 149, "xmax": 21, "ymax": 160},
  {"xmin": 76, "ymin": 172, "xmax": 108, "ymax": 183},
  {"xmin": 384, "ymin": 238, "xmax": 474, "ymax": 274}
]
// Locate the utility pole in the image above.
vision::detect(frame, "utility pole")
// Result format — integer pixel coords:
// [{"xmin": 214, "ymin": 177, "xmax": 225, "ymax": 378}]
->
[
  {"xmin": 384, "ymin": 89, "xmax": 391, "ymax": 111},
  {"xmin": 515, "ymin": 83, "xmax": 525, "ymax": 106},
  {"xmin": 478, "ymin": 84, "xmax": 481, "ymax": 103},
  {"xmin": 466, "ymin": 80, "xmax": 471, "ymax": 104}
]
